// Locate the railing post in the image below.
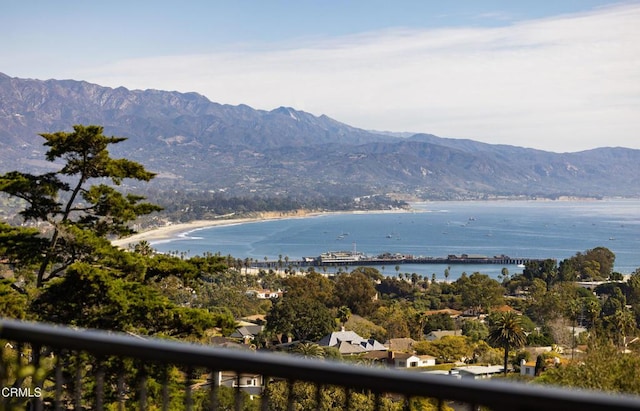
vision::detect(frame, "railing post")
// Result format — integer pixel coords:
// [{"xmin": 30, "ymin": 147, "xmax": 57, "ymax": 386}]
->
[
  {"xmin": 209, "ymin": 369, "xmax": 220, "ymax": 411},
  {"xmin": 286, "ymin": 379, "xmax": 295, "ymax": 411},
  {"xmin": 185, "ymin": 365, "xmax": 193, "ymax": 411},
  {"xmin": 54, "ymin": 350, "xmax": 64, "ymax": 411},
  {"xmin": 74, "ymin": 353, "xmax": 82, "ymax": 411},
  {"xmin": 94, "ymin": 356, "xmax": 105, "ymax": 411},
  {"xmin": 117, "ymin": 367, "xmax": 126, "ymax": 411},
  {"xmin": 235, "ymin": 373, "xmax": 242, "ymax": 411},
  {"xmin": 162, "ymin": 364, "xmax": 170, "ymax": 411},
  {"xmin": 314, "ymin": 382, "xmax": 323, "ymax": 411},
  {"xmin": 260, "ymin": 376, "xmax": 271, "ymax": 411},
  {"xmin": 138, "ymin": 364, "xmax": 147, "ymax": 411}
]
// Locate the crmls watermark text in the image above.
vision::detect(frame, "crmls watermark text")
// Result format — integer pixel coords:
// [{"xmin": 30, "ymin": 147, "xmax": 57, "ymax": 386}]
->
[{"xmin": 1, "ymin": 387, "xmax": 42, "ymax": 398}]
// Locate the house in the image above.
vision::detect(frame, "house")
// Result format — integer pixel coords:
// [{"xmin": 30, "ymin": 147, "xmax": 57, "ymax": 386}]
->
[
  {"xmin": 492, "ymin": 305, "xmax": 522, "ymax": 315},
  {"xmin": 520, "ymin": 360, "xmax": 537, "ymax": 377},
  {"xmin": 424, "ymin": 309, "xmax": 462, "ymax": 318},
  {"xmin": 391, "ymin": 353, "xmax": 436, "ymax": 368},
  {"xmin": 230, "ymin": 325, "xmax": 264, "ymax": 344},
  {"xmin": 384, "ymin": 337, "xmax": 416, "ymax": 352},
  {"xmin": 242, "ymin": 314, "xmax": 266, "ymax": 324},
  {"xmin": 215, "ymin": 371, "xmax": 265, "ymax": 396},
  {"xmin": 424, "ymin": 330, "xmax": 460, "ymax": 341},
  {"xmin": 453, "ymin": 365, "xmax": 504, "ymax": 379},
  {"xmin": 318, "ymin": 329, "xmax": 387, "ymax": 355},
  {"xmin": 245, "ymin": 289, "xmax": 283, "ymax": 299}
]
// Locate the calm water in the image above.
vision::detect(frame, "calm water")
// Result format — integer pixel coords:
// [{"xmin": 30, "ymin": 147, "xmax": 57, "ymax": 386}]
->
[{"xmin": 152, "ymin": 200, "xmax": 640, "ymax": 280}]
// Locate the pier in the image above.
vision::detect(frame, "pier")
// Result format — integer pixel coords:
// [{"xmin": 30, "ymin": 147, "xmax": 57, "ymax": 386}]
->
[{"xmin": 251, "ymin": 252, "xmax": 546, "ymax": 269}]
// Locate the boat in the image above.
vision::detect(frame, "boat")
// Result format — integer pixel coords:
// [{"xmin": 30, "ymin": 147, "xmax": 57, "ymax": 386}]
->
[{"xmin": 319, "ymin": 250, "xmax": 367, "ymax": 264}]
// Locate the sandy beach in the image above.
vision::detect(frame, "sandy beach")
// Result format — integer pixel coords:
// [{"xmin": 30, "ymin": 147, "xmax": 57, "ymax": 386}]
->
[
  {"xmin": 110, "ymin": 210, "xmax": 326, "ymax": 249},
  {"xmin": 111, "ymin": 208, "xmax": 411, "ymax": 249}
]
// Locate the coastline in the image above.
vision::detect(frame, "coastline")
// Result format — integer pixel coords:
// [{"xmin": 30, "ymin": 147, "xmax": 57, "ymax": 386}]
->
[{"xmin": 111, "ymin": 208, "xmax": 409, "ymax": 248}]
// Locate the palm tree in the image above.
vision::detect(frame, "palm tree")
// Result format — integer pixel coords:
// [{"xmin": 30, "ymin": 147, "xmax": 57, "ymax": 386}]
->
[
  {"xmin": 613, "ymin": 308, "xmax": 636, "ymax": 349},
  {"xmin": 291, "ymin": 342, "xmax": 325, "ymax": 359},
  {"xmin": 488, "ymin": 312, "xmax": 527, "ymax": 375},
  {"xmin": 337, "ymin": 306, "xmax": 352, "ymax": 328},
  {"xmin": 585, "ymin": 298, "xmax": 601, "ymax": 344},
  {"xmin": 132, "ymin": 240, "xmax": 153, "ymax": 256}
]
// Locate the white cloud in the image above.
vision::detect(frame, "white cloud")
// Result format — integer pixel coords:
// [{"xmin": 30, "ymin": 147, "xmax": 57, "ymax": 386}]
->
[{"xmin": 80, "ymin": 3, "xmax": 640, "ymax": 152}]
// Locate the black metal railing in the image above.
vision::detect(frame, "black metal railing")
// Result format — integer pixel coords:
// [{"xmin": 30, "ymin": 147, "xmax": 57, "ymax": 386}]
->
[{"xmin": 2, "ymin": 318, "xmax": 640, "ymax": 411}]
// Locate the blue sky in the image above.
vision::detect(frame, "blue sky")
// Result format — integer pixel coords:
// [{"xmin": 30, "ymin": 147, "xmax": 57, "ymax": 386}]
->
[{"xmin": 2, "ymin": 1, "xmax": 639, "ymax": 152}]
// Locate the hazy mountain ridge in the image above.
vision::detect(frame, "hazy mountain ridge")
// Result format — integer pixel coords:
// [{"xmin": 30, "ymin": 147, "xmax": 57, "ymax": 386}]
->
[{"xmin": 1, "ymin": 73, "xmax": 639, "ymax": 199}]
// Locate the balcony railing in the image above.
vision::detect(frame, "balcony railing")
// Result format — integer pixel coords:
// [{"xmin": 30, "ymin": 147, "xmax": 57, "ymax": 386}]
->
[{"xmin": 1, "ymin": 318, "xmax": 640, "ymax": 410}]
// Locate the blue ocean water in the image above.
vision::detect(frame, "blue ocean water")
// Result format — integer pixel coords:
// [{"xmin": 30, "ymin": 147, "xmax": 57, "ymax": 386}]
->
[{"xmin": 152, "ymin": 200, "xmax": 640, "ymax": 280}]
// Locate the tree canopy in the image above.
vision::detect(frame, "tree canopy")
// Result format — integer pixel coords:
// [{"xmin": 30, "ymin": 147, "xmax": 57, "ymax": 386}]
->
[{"xmin": 0, "ymin": 125, "xmax": 161, "ymax": 287}]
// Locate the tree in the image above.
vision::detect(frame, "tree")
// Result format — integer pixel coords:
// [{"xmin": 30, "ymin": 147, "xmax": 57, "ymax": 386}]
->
[
  {"xmin": 523, "ymin": 259, "xmax": 558, "ymax": 290},
  {"xmin": 613, "ymin": 308, "xmax": 636, "ymax": 348},
  {"xmin": 424, "ymin": 313, "xmax": 455, "ymax": 333},
  {"xmin": 563, "ymin": 247, "xmax": 616, "ymax": 281},
  {"xmin": 0, "ymin": 125, "xmax": 161, "ymax": 287},
  {"xmin": 462, "ymin": 319, "xmax": 489, "ymax": 342},
  {"xmin": 333, "ymin": 272, "xmax": 378, "ymax": 316},
  {"xmin": 488, "ymin": 312, "xmax": 527, "ymax": 375},
  {"xmin": 291, "ymin": 342, "xmax": 325, "ymax": 359},
  {"xmin": 455, "ymin": 272, "xmax": 505, "ymax": 315},
  {"xmin": 337, "ymin": 306, "xmax": 352, "ymax": 327},
  {"xmin": 537, "ymin": 344, "xmax": 640, "ymax": 394},
  {"xmin": 376, "ymin": 277, "xmax": 413, "ymax": 299},
  {"xmin": 30, "ymin": 262, "xmax": 227, "ymax": 337},
  {"xmin": 414, "ymin": 336, "xmax": 473, "ymax": 363},
  {"xmin": 0, "ymin": 278, "xmax": 28, "ymax": 319},
  {"xmin": 283, "ymin": 271, "xmax": 335, "ymax": 303},
  {"xmin": 266, "ymin": 297, "xmax": 335, "ymax": 342}
]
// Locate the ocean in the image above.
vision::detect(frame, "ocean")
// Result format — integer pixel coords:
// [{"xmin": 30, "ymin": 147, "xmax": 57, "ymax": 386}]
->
[{"xmin": 151, "ymin": 199, "xmax": 640, "ymax": 280}]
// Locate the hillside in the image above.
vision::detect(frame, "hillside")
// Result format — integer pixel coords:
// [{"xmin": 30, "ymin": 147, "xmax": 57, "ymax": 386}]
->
[{"xmin": 1, "ymin": 72, "xmax": 639, "ymax": 199}]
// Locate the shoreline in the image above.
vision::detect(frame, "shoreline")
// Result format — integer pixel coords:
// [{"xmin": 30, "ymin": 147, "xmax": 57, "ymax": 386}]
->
[
  {"xmin": 110, "ymin": 197, "xmax": 635, "ymax": 249},
  {"xmin": 111, "ymin": 208, "xmax": 410, "ymax": 248}
]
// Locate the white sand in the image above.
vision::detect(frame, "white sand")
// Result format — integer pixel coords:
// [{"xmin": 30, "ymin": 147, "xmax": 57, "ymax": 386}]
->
[
  {"xmin": 111, "ymin": 210, "xmax": 324, "ymax": 248},
  {"xmin": 111, "ymin": 208, "xmax": 411, "ymax": 249}
]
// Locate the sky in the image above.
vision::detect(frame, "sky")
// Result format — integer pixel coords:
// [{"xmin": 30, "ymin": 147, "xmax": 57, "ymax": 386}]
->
[{"xmin": 2, "ymin": 1, "xmax": 639, "ymax": 153}]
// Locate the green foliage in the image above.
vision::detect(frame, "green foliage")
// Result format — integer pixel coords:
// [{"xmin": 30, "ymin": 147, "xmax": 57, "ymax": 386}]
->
[
  {"xmin": 343, "ymin": 315, "xmax": 387, "ymax": 342},
  {"xmin": 0, "ymin": 125, "xmax": 162, "ymax": 287},
  {"xmin": 376, "ymin": 277, "xmax": 414, "ymax": 299},
  {"xmin": 349, "ymin": 266, "xmax": 384, "ymax": 282},
  {"xmin": 562, "ymin": 247, "xmax": 616, "ymax": 281},
  {"xmin": 266, "ymin": 296, "xmax": 335, "ymax": 342},
  {"xmin": 193, "ymin": 384, "xmax": 260, "ymax": 411},
  {"xmin": 414, "ymin": 336, "xmax": 473, "ymax": 363},
  {"xmin": 537, "ymin": 345, "xmax": 640, "ymax": 394},
  {"xmin": 454, "ymin": 272, "xmax": 505, "ymax": 314},
  {"xmin": 0, "ymin": 222, "xmax": 48, "ymax": 266},
  {"xmin": 0, "ymin": 345, "xmax": 47, "ymax": 411},
  {"xmin": 526, "ymin": 329, "xmax": 555, "ymax": 346},
  {"xmin": 31, "ymin": 262, "xmax": 222, "ymax": 338},
  {"xmin": 333, "ymin": 271, "xmax": 378, "ymax": 316},
  {"xmin": 371, "ymin": 303, "xmax": 410, "ymax": 340},
  {"xmin": 462, "ymin": 319, "xmax": 489, "ymax": 342},
  {"xmin": 488, "ymin": 312, "xmax": 527, "ymax": 375},
  {"xmin": 290, "ymin": 342, "xmax": 326, "ymax": 359},
  {"xmin": 337, "ymin": 306, "xmax": 352, "ymax": 325},
  {"xmin": 0, "ymin": 278, "xmax": 28, "ymax": 319},
  {"xmin": 523, "ymin": 259, "xmax": 558, "ymax": 290},
  {"xmin": 424, "ymin": 313, "xmax": 455, "ymax": 334},
  {"xmin": 263, "ymin": 380, "xmax": 419, "ymax": 411},
  {"xmin": 283, "ymin": 271, "xmax": 335, "ymax": 302}
]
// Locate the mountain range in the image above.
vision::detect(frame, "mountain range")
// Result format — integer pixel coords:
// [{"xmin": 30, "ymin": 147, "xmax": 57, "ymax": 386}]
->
[{"xmin": 1, "ymin": 72, "xmax": 639, "ymax": 200}]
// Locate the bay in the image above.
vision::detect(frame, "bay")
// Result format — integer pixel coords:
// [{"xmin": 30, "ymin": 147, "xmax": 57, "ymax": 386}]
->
[{"xmin": 152, "ymin": 199, "xmax": 640, "ymax": 280}]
